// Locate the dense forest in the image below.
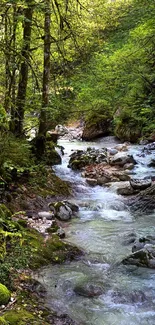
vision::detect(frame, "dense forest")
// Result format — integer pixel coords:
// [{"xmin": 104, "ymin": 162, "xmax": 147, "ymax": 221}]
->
[{"xmin": 0, "ymin": 0, "xmax": 155, "ymax": 324}]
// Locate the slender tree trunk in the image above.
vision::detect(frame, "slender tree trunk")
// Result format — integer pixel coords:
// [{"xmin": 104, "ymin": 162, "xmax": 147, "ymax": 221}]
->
[
  {"xmin": 38, "ymin": 0, "xmax": 51, "ymax": 137},
  {"xmin": 10, "ymin": 4, "xmax": 17, "ymax": 132},
  {"xmin": 13, "ymin": 1, "xmax": 33, "ymax": 136},
  {"xmin": 4, "ymin": 13, "xmax": 10, "ymax": 112}
]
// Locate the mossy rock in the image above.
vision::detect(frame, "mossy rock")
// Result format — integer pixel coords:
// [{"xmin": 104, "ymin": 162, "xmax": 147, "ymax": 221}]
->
[
  {"xmin": 115, "ymin": 123, "xmax": 141, "ymax": 143},
  {"xmin": 0, "ymin": 204, "xmax": 12, "ymax": 220},
  {"xmin": 0, "ymin": 283, "xmax": 10, "ymax": 305},
  {"xmin": 4, "ymin": 310, "xmax": 34, "ymax": 324},
  {"xmin": 45, "ymin": 147, "xmax": 61, "ymax": 165}
]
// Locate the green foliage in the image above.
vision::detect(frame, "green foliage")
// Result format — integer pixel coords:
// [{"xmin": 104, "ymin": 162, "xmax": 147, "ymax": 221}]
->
[{"xmin": 0, "ymin": 132, "xmax": 34, "ymax": 180}]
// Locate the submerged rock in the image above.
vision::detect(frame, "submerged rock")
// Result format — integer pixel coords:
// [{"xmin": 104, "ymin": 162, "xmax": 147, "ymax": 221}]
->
[
  {"xmin": 74, "ymin": 283, "xmax": 103, "ymax": 297},
  {"xmin": 111, "ymin": 289, "xmax": 147, "ymax": 304}
]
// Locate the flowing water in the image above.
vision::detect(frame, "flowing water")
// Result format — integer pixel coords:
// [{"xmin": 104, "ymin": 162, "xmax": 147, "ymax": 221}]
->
[{"xmin": 36, "ymin": 137, "xmax": 155, "ymax": 325}]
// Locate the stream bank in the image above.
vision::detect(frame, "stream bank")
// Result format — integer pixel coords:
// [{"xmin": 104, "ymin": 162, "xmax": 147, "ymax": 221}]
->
[{"xmin": 0, "ymin": 163, "xmax": 82, "ymax": 325}]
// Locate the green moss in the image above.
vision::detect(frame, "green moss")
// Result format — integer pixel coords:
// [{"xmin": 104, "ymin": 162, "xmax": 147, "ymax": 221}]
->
[
  {"xmin": 0, "ymin": 283, "xmax": 10, "ymax": 305},
  {"xmin": 32, "ymin": 235, "xmax": 81, "ymax": 268},
  {"xmin": 4, "ymin": 310, "xmax": 34, "ymax": 324}
]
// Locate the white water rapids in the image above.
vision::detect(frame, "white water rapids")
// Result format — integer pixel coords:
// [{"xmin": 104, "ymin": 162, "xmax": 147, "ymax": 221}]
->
[{"xmin": 36, "ymin": 136, "xmax": 155, "ymax": 325}]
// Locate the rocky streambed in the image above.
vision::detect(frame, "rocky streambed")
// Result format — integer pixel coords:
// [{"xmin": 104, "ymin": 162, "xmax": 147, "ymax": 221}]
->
[{"xmin": 35, "ymin": 136, "xmax": 155, "ymax": 325}]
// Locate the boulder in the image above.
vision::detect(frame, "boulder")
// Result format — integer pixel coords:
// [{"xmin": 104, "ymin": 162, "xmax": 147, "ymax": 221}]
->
[
  {"xmin": 49, "ymin": 200, "xmax": 79, "ymax": 221},
  {"xmin": 109, "ymin": 152, "xmax": 136, "ymax": 167},
  {"xmin": 68, "ymin": 148, "xmax": 107, "ymax": 170},
  {"xmin": 56, "ymin": 204, "xmax": 72, "ymax": 221},
  {"xmin": 63, "ymin": 200, "xmax": 79, "ymax": 212},
  {"xmin": 130, "ymin": 178, "xmax": 152, "ymax": 191},
  {"xmin": 82, "ymin": 119, "xmax": 111, "ymax": 141}
]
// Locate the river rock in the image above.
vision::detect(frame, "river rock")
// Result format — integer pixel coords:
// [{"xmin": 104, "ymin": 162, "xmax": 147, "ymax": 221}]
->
[
  {"xmin": 148, "ymin": 158, "xmax": 155, "ymax": 167},
  {"xmin": 143, "ymin": 142, "xmax": 155, "ymax": 151},
  {"xmin": 38, "ymin": 211, "xmax": 54, "ymax": 219},
  {"xmin": 56, "ymin": 227, "xmax": 65, "ymax": 239},
  {"xmin": 49, "ymin": 200, "xmax": 79, "ymax": 221},
  {"xmin": 122, "ymin": 232, "xmax": 137, "ymax": 245},
  {"xmin": 84, "ymin": 163, "xmax": 130, "ymax": 184},
  {"xmin": 68, "ymin": 148, "xmax": 107, "ymax": 170},
  {"xmin": 74, "ymin": 283, "xmax": 103, "ymax": 297},
  {"xmin": 56, "ymin": 204, "xmax": 72, "ymax": 221},
  {"xmin": 122, "ymin": 243, "xmax": 155, "ymax": 268},
  {"xmin": 128, "ymin": 183, "xmax": 155, "ymax": 214},
  {"xmin": 114, "ymin": 143, "xmax": 129, "ymax": 151},
  {"xmin": 55, "ymin": 124, "xmax": 69, "ymax": 135},
  {"xmin": 132, "ymin": 235, "xmax": 155, "ymax": 253},
  {"xmin": 82, "ymin": 118, "xmax": 111, "ymax": 141},
  {"xmin": 109, "ymin": 152, "xmax": 136, "ymax": 167},
  {"xmin": 63, "ymin": 200, "xmax": 79, "ymax": 212},
  {"xmin": 130, "ymin": 178, "xmax": 152, "ymax": 191},
  {"xmin": 107, "ymin": 148, "xmax": 118, "ymax": 155},
  {"xmin": 108, "ymin": 181, "xmax": 138, "ymax": 195},
  {"xmin": 123, "ymin": 163, "xmax": 135, "ymax": 170},
  {"xmin": 111, "ymin": 289, "xmax": 147, "ymax": 304},
  {"xmin": 86, "ymin": 178, "xmax": 98, "ymax": 186}
]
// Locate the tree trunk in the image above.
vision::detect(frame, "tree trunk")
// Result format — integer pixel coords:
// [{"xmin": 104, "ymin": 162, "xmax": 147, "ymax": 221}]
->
[
  {"xmin": 13, "ymin": 1, "xmax": 33, "ymax": 136},
  {"xmin": 10, "ymin": 4, "xmax": 17, "ymax": 132},
  {"xmin": 38, "ymin": 0, "xmax": 51, "ymax": 137}
]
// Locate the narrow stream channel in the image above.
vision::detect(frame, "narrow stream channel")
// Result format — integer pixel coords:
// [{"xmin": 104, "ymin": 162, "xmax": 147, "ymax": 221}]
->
[{"xmin": 37, "ymin": 136, "xmax": 155, "ymax": 325}]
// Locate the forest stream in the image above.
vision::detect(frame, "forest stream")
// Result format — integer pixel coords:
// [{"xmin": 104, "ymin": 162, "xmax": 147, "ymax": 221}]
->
[{"xmin": 36, "ymin": 136, "xmax": 155, "ymax": 325}]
